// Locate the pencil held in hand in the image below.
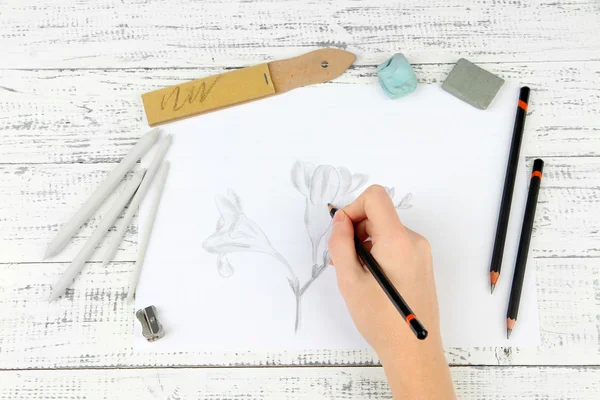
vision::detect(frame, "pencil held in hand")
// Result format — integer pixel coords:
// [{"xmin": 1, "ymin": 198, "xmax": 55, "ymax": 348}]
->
[
  {"xmin": 328, "ymin": 204, "xmax": 428, "ymax": 340},
  {"xmin": 506, "ymin": 159, "xmax": 543, "ymax": 339}
]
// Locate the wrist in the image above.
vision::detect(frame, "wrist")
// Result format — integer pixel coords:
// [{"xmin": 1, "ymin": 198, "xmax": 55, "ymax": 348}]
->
[
  {"xmin": 378, "ymin": 335, "xmax": 455, "ymax": 400},
  {"xmin": 376, "ymin": 329, "xmax": 446, "ymax": 370}
]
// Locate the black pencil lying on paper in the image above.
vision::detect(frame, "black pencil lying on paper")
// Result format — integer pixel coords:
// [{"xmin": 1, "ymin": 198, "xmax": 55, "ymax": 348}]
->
[
  {"xmin": 328, "ymin": 204, "xmax": 428, "ymax": 340},
  {"xmin": 490, "ymin": 86, "xmax": 530, "ymax": 294},
  {"xmin": 506, "ymin": 159, "xmax": 544, "ymax": 339}
]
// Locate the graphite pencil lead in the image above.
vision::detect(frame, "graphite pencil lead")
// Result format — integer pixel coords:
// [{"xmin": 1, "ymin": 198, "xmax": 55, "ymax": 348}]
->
[
  {"xmin": 491, "ymin": 283, "xmax": 496, "ymax": 294},
  {"xmin": 507, "ymin": 328, "xmax": 512, "ymax": 339}
]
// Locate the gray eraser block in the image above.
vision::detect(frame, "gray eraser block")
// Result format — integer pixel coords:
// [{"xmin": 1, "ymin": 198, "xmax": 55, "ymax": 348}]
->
[{"xmin": 441, "ymin": 58, "xmax": 505, "ymax": 110}]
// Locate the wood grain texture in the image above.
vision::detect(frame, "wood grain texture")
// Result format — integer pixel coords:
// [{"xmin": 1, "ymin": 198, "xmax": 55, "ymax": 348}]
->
[
  {"xmin": 0, "ymin": 367, "xmax": 598, "ymax": 399},
  {"xmin": 0, "ymin": 61, "xmax": 599, "ymax": 164},
  {"xmin": 1, "ymin": 0, "xmax": 599, "ymax": 396},
  {"xmin": 0, "ymin": 258, "xmax": 597, "ymax": 368},
  {"xmin": 0, "ymin": 0, "xmax": 599, "ymax": 69}
]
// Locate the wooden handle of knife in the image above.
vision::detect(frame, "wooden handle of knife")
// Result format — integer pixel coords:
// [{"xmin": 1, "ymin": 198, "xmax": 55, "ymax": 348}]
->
[
  {"xmin": 268, "ymin": 48, "xmax": 356, "ymax": 93},
  {"xmin": 142, "ymin": 63, "xmax": 276, "ymax": 126}
]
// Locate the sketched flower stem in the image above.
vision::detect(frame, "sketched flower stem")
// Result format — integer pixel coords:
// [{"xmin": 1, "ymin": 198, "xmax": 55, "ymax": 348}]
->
[{"xmin": 272, "ymin": 250, "xmax": 297, "ymax": 281}]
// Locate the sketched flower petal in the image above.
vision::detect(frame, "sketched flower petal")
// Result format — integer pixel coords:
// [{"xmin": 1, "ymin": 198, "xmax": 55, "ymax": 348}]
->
[
  {"xmin": 304, "ymin": 199, "xmax": 332, "ymax": 249},
  {"xmin": 215, "ymin": 194, "xmax": 241, "ymax": 223},
  {"xmin": 303, "ymin": 162, "xmax": 316, "ymax": 188},
  {"xmin": 309, "ymin": 165, "xmax": 340, "ymax": 205},
  {"xmin": 291, "ymin": 161, "xmax": 310, "ymax": 196},
  {"xmin": 227, "ymin": 188, "xmax": 242, "ymax": 211},
  {"xmin": 337, "ymin": 166, "xmax": 352, "ymax": 195},
  {"xmin": 216, "ymin": 217, "xmax": 225, "ymax": 231},
  {"xmin": 349, "ymin": 173, "xmax": 368, "ymax": 193},
  {"xmin": 217, "ymin": 254, "xmax": 234, "ymax": 278},
  {"xmin": 333, "ymin": 194, "xmax": 355, "ymax": 208}
]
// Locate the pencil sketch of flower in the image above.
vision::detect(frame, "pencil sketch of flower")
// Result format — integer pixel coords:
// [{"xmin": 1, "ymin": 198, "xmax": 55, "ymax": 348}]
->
[
  {"xmin": 203, "ymin": 163, "xmax": 414, "ymax": 333},
  {"xmin": 203, "ymin": 189, "xmax": 295, "ymax": 279},
  {"xmin": 386, "ymin": 187, "xmax": 413, "ymax": 210},
  {"xmin": 203, "ymin": 189, "xmax": 302, "ymax": 328},
  {"xmin": 291, "ymin": 161, "xmax": 367, "ymax": 265}
]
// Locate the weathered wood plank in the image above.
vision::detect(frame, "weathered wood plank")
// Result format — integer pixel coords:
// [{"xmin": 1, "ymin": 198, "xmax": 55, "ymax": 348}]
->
[
  {"xmin": 1, "ymin": 157, "xmax": 597, "ymax": 264},
  {"xmin": 1, "ymin": 0, "xmax": 599, "ymax": 69},
  {"xmin": 0, "ymin": 366, "xmax": 598, "ymax": 399},
  {"xmin": 0, "ymin": 61, "xmax": 598, "ymax": 165},
  {"xmin": 0, "ymin": 256, "xmax": 597, "ymax": 369}
]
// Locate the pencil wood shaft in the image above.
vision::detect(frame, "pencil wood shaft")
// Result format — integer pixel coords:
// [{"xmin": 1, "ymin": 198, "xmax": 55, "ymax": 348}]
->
[
  {"xmin": 506, "ymin": 159, "xmax": 543, "ymax": 336},
  {"xmin": 102, "ymin": 135, "xmax": 172, "ymax": 266},
  {"xmin": 127, "ymin": 162, "xmax": 170, "ymax": 302},
  {"xmin": 489, "ymin": 87, "xmax": 530, "ymax": 288},
  {"xmin": 49, "ymin": 170, "xmax": 146, "ymax": 302},
  {"xmin": 44, "ymin": 128, "xmax": 159, "ymax": 259}
]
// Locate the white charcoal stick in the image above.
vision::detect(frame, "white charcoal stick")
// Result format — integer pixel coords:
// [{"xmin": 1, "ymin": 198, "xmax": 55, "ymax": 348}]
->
[
  {"xmin": 127, "ymin": 162, "xmax": 170, "ymax": 302},
  {"xmin": 49, "ymin": 170, "xmax": 146, "ymax": 302},
  {"xmin": 44, "ymin": 128, "xmax": 159, "ymax": 259},
  {"xmin": 102, "ymin": 135, "xmax": 172, "ymax": 266}
]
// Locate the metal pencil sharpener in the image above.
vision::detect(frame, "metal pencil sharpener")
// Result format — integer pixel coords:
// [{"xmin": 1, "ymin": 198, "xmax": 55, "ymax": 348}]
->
[{"xmin": 136, "ymin": 305, "xmax": 165, "ymax": 342}]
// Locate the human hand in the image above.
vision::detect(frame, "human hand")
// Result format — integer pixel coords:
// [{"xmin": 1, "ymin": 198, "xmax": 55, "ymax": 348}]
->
[
  {"xmin": 328, "ymin": 185, "xmax": 442, "ymax": 358},
  {"xmin": 328, "ymin": 185, "xmax": 455, "ymax": 399}
]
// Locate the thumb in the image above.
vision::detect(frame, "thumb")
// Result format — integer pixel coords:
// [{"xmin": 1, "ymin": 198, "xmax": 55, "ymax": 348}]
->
[{"xmin": 328, "ymin": 209, "xmax": 364, "ymax": 282}]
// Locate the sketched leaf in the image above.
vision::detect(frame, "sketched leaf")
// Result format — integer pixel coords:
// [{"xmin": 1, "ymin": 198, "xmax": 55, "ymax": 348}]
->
[
  {"xmin": 311, "ymin": 264, "xmax": 320, "ymax": 277},
  {"xmin": 337, "ymin": 166, "xmax": 352, "ymax": 194},
  {"xmin": 349, "ymin": 173, "xmax": 368, "ymax": 193},
  {"xmin": 216, "ymin": 217, "xmax": 225, "ymax": 231},
  {"xmin": 217, "ymin": 254, "xmax": 234, "ymax": 278},
  {"xmin": 303, "ymin": 162, "xmax": 316, "ymax": 188},
  {"xmin": 397, "ymin": 193, "xmax": 413, "ymax": 209},
  {"xmin": 287, "ymin": 277, "xmax": 300, "ymax": 295},
  {"xmin": 215, "ymin": 194, "xmax": 241, "ymax": 224},
  {"xmin": 309, "ymin": 165, "xmax": 340, "ymax": 205},
  {"xmin": 227, "ymin": 188, "xmax": 242, "ymax": 211},
  {"xmin": 291, "ymin": 161, "xmax": 309, "ymax": 196},
  {"xmin": 385, "ymin": 186, "xmax": 395, "ymax": 199},
  {"xmin": 322, "ymin": 249, "xmax": 331, "ymax": 267}
]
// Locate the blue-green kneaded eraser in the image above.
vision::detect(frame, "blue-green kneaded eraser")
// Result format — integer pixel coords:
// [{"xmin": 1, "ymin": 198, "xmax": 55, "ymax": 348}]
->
[{"xmin": 377, "ymin": 53, "xmax": 418, "ymax": 99}]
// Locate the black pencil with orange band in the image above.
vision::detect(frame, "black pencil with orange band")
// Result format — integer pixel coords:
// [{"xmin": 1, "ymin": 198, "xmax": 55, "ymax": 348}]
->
[
  {"xmin": 490, "ymin": 86, "xmax": 530, "ymax": 293},
  {"xmin": 328, "ymin": 204, "xmax": 428, "ymax": 340},
  {"xmin": 506, "ymin": 159, "xmax": 544, "ymax": 339}
]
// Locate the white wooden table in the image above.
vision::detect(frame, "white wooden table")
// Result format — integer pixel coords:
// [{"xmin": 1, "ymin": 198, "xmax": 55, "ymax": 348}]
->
[{"xmin": 1, "ymin": 1, "xmax": 599, "ymax": 398}]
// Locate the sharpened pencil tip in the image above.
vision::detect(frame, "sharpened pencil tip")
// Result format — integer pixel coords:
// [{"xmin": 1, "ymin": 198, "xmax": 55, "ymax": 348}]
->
[
  {"xmin": 490, "ymin": 283, "xmax": 496, "ymax": 294},
  {"xmin": 507, "ymin": 328, "xmax": 512, "ymax": 339},
  {"xmin": 327, "ymin": 203, "xmax": 335, "ymax": 212}
]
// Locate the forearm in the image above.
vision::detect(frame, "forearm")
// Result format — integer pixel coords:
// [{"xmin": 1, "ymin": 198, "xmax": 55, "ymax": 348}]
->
[{"xmin": 379, "ymin": 335, "xmax": 456, "ymax": 400}]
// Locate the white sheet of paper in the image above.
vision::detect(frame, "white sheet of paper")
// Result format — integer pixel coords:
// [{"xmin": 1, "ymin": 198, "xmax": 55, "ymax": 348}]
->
[{"xmin": 136, "ymin": 83, "xmax": 539, "ymax": 351}]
